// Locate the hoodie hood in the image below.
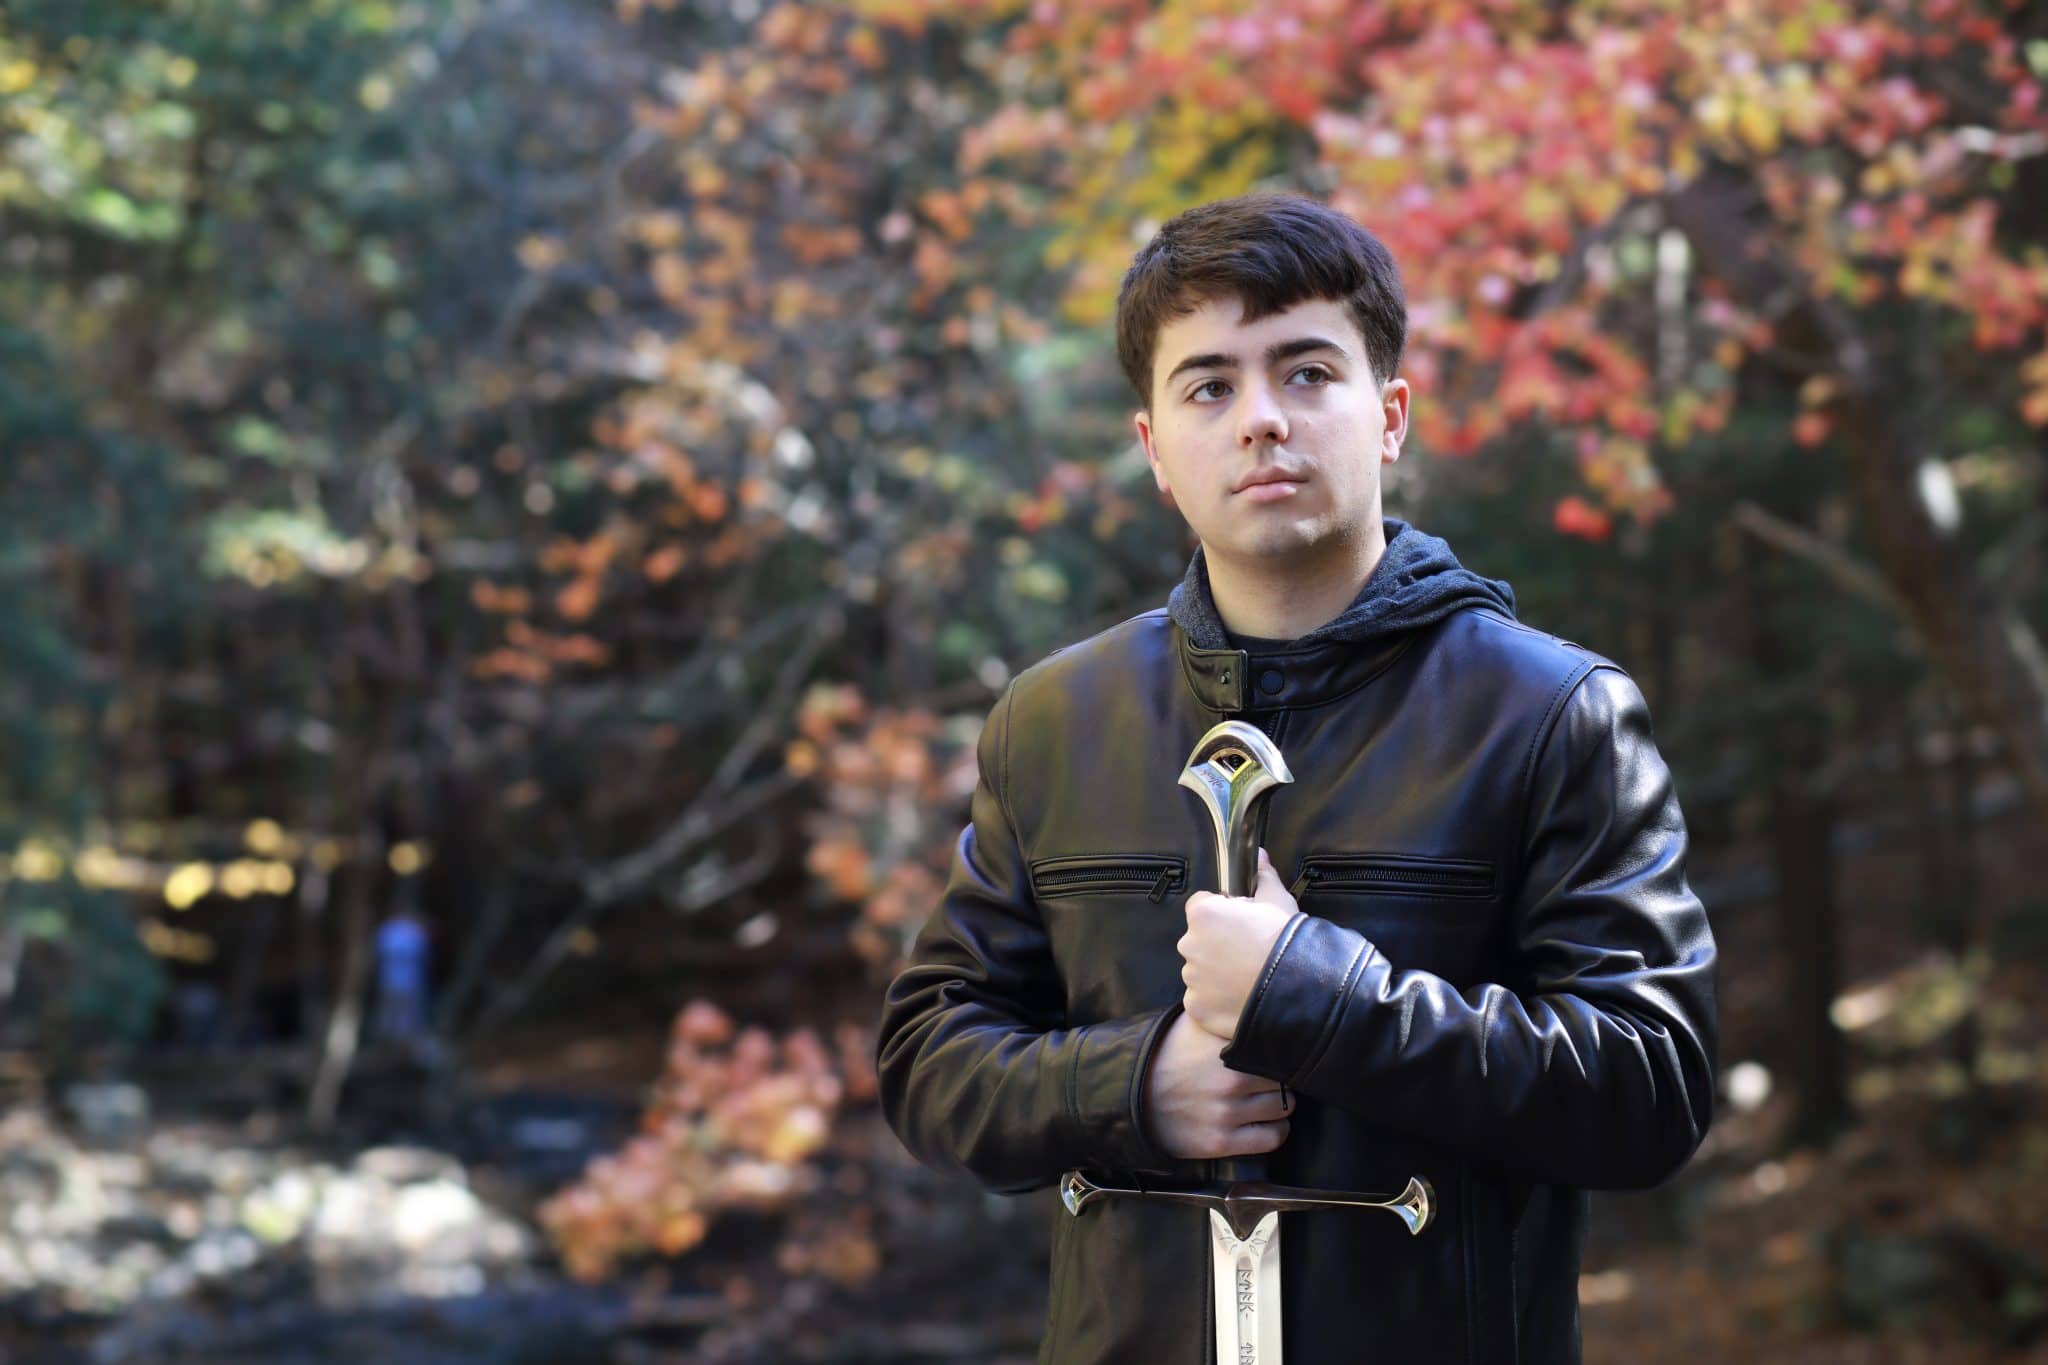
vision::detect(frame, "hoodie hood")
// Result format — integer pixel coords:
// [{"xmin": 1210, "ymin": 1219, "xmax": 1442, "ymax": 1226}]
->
[{"xmin": 1166, "ymin": 516, "xmax": 1517, "ymax": 651}]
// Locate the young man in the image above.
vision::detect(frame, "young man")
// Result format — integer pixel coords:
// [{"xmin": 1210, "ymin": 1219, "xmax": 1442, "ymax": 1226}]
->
[{"xmin": 876, "ymin": 193, "xmax": 1717, "ymax": 1364}]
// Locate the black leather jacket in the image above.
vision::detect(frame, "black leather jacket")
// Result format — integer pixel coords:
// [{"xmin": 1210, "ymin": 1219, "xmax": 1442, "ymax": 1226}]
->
[{"xmin": 876, "ymin": 603, "xmax": 1717, "ymax": 1364}]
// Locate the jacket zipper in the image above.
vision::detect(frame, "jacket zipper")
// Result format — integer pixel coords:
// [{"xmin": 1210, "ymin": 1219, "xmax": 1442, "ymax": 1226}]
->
[
  {"xmin": 1030, "ymin": 855, "xmax": 1187, "ymax": 903},
  {"xmin": 1289, "ymin": 854, "xmax": 1495, "ymax": 900}
]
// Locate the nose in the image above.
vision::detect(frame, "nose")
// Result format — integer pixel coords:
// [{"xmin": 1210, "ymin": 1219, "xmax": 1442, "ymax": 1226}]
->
[{"xmin": 1237, "ymin": 378, "xmax": 1288, "ymax": 448}]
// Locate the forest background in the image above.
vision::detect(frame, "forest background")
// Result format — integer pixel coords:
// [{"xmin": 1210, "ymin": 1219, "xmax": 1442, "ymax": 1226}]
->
[{"xmin": 3, "ymin": 0, "xmax": 2048, "ymax": 1360}]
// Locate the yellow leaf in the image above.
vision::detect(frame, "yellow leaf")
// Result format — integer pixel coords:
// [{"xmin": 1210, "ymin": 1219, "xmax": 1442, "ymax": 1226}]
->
[
  {"xmin": 1670, "ymin": 137, "xmax": 1701, "ymax": 184},
  {"xmin": 1579, "ymin": 179, "xmax": 1624, "ymax": 223},
  {"xmin": 164, "ymin": 862, "xmax": 215, "ymax": 910},
  {"xmin": 634, "ymin": 212, "xmax": 686, "ymax": 250},
  {"xmin": 1694, "ymin": 92, "xmax": 1733, "ymax": 141},
  {"xmin": 517, "ymin": 235, "xmax": 565, "ymax": 272},
  {"xmin": 650, "ymin": 252, "xmax": 691, "ymax": 304},
  {"xmin": 1735, "ymin": 100, "xmax": 1780, "ymax": 155}
]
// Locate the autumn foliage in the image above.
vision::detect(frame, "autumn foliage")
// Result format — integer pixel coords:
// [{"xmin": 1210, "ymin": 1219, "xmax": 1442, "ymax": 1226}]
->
[
  {"xmin": 869, "ymin": 0, "xmax": 2048, "ymax": 538},
  {"xmin": 539, "ymin": 1000, "xmax": 876, "ymax": 1283}
]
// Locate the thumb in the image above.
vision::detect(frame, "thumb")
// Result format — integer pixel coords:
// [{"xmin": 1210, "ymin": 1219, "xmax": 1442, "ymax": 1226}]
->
[{"xmin": 1254, "ymin": 846, "xmax": 1286, "ymax": 896}]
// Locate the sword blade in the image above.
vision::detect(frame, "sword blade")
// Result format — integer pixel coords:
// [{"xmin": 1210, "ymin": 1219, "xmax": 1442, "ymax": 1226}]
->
[{"xmin": 1210, "ymin": 1209, "xmax": 1282, "ymax": 1365}]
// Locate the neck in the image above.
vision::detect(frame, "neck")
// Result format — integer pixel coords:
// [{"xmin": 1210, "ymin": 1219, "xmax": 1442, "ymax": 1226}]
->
[{"xmin": 1206, "ymin": 519, "xmax": 1389, "ymax": 642}]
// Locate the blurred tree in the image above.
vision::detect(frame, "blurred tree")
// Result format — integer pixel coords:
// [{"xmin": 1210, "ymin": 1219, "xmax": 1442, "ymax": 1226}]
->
[
  {"xmin": 0, "ymin": 0, "xmax": 1178, "ymax": 1118},
  {"xmin": 0, "ymin": 321, "xmax": 170, "ymax": 1049}
]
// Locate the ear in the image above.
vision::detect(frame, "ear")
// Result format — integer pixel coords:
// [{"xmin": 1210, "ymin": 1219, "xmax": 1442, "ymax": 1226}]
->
[
  {"xmin": 1135, "ymin": 409, "xmax": 1172, "ymax": 497},
  {"xmin": 1380, "ymin": 377, "xmax": 1410, "ymax": 464}
]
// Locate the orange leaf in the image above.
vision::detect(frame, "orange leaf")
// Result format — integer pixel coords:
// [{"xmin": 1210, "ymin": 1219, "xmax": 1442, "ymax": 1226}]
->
[
  {"xmin": 556, "ymin": 575, "xmax": 602, "ymax": 622},
  {"xmin": 644, "ymin": 544, "xmax": 688, "ymax": 582},
  {"xmin": 1553, "ymin": 496, "xmax": 1612, "ymax": 542}
]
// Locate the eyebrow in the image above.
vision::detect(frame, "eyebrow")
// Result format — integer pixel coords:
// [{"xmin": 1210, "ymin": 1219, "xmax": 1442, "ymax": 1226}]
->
[{"xmin": 1163, "ymin": 335, "xmax": 1352, "ymax": 388}]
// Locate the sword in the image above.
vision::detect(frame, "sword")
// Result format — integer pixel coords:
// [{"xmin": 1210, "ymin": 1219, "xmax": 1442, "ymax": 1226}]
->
[
  {"xmin": 1055, "ymin": 721, "xmax": 1438, "ymax": 1361},
  {"xmin": 1173, "ymin": 720, "xmax": 1435, "ymax": 1364},
  {"xmin": 1178, "ymin": 719, "xmax": 1293, "ymax": 1365}
]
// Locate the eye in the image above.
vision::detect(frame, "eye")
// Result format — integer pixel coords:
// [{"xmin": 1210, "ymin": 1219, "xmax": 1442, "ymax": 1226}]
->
[{"xmin": 1187, "ymin": 365, "xmax": 1329, "ymax": 403}]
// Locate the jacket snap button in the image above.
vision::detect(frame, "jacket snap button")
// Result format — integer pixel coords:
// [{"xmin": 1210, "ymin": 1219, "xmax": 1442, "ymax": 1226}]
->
[
  {"xmin": 1219, "ymin": 670, "xmax": 1231, "ymax": 685},
  {"xmin": 1258, "ymin": 667, "xmax": 1284, "ymax": 695}
]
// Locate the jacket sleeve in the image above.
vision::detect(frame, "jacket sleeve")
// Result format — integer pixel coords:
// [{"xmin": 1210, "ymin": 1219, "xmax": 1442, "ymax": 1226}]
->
[
  {"xmin": 875, "ymin": 681, "xmax": 1182, "ymax": 1194},
  {"xmin": 1218, "ymin": 663, "xmax": 1718, "ymax": 1189}
]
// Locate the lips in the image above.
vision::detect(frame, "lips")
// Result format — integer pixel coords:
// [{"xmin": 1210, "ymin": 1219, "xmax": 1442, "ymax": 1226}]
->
[{"xmin": 1232, "ymin": 468, "xmax": 1308, "ymax": 495}]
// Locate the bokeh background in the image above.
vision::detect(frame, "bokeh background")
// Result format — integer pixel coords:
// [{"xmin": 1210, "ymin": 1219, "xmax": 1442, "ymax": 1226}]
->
[{"xmin": 4, "ymin": 1, "xmax": 2048, "ymax": 1361}]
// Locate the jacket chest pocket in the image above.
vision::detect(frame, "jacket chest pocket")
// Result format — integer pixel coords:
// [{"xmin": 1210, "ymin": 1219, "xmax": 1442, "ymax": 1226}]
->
[
  {"xmin": 1030, "ymin": 854, "xmax": 1189, "ymax": 1022},
  {"xmin": 1289, "ymin": 852, "xmax": 1495, "ymax": 901},
  {"xmin": 1289, "ymin": 852, "xmax": 1500, "ymax": 982},
  {"xmin": 1030, "ymin": 853, "xmax": 1187, "ymax": 904}
]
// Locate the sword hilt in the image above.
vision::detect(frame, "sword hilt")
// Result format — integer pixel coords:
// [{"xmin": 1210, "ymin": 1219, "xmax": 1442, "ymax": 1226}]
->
[{"xmin": 1177, "ymin": 721, "xmax": 1293, "ymax": 1201}]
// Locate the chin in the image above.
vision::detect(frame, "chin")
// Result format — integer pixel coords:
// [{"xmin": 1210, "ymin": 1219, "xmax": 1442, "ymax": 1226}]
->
[{"xmin": 1216, "ymin": 523, "xmax": 1330, "ymax": 564}]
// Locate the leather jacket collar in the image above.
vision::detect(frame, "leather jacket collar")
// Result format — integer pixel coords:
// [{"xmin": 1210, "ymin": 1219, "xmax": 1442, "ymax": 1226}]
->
[{"xmin": 1173, "ymin": 618, "xmax": 1428, "ymax": 715}]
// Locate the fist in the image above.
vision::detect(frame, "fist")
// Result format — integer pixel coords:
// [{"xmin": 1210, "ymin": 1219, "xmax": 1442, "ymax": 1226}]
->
[
  {"xmin": 1142, "ymin": 1008, "xmax": 1293, "ymax": 1160},
  {"xmin": 1177, "ymin": 847, "xmax": 1300, "ymax": 1039}
]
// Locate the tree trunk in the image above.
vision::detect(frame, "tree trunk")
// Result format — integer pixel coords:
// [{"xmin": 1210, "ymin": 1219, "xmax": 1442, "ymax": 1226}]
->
[
  {"xmin": 1944, "ymin": 707, "xmax": 1985, "ymax": 1089},
  {"xmin": 0, "ymin": 881, "xmax": 21, "ymax": 1016},
  {"xmin": 1770, "ymin": 762, "xmax": 1850, "ymax": 1145},
  {"xmin": 305, "ymin": 643, "xmax": 399, "ymax": 1132},
  {"xmin": 1732, "ymin": 515, "xmax": 1852, "ymax": 1144},
  {"xmin": 306, "ymin": 844, "xmax": 380, "ymax": 1131}
]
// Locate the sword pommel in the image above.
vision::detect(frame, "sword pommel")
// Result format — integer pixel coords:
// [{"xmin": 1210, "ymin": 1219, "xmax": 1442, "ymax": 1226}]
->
[{"xmin": 1178, "ymin": 720, "xmax": 1293, "ymax": 898}]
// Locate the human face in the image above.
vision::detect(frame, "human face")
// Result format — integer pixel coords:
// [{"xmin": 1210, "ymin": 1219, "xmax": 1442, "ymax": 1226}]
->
[{"xmin": 1134, "ymin": 295, "xmax": 1408, "ymax": 573}]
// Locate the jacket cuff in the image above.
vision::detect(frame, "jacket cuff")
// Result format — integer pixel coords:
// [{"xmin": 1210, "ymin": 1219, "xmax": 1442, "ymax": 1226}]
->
[
  {"xmin": 1068, "ymin": 1005, "xmax": 1183, "ymax": 1171},
  {"xmin": 1219, "ymin": 913, "xmax": 1374, "ymax": 1087}
]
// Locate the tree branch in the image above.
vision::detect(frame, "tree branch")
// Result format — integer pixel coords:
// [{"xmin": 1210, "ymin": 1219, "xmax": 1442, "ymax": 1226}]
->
[{"xmin": 1728, "ymin": 501, "xmax": 1908, "ymax": 620}]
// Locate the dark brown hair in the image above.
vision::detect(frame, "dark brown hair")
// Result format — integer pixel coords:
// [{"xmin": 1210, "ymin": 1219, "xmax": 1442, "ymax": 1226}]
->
[{"xmin": 1114, "ymin": 192, "xmax": 1407, "ymax": 405}]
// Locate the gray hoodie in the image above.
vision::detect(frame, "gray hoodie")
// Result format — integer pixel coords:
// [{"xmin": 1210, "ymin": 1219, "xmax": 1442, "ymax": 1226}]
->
[{"xmin": 1165, "ymin": 516, "xmax": 1518, "ymax": 652}]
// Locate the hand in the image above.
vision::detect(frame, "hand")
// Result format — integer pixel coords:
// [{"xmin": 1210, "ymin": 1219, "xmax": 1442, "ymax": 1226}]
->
[
  {"xmin": 1142, "ymin": 1009, "xmax": 1293, "ymax": 1159},
  {"xmin": 1177, "ymin": 847, "xmax": 1300, "ymax": 1039}
]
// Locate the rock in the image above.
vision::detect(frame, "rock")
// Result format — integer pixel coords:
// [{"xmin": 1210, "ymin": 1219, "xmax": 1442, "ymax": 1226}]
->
[
  {"xmin": 353, "ymin": 1144, "xmax": 464, "ymax": 1187},
  {"xmin": 239, "ymin": 1167, "xmax": 326, "ymax": 1245},
  {"xmin": 0, "ymin": 1098, "xmax": 565, "ymax": 1358},
  {"xmin": 391, "ymin": 1178, "xmax": 483, "ymax": 1254},
  {"xmin": 61, "ymin": 1083, "xmax": 149, "ymax": 1147},
  {"xmin": 92, "ymin": 1214, "xmax": 180, "ymax": 1251}
]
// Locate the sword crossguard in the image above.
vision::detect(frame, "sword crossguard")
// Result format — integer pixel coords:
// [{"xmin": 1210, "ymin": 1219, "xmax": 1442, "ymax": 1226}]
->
[{"xmin": 1059, "ymin": 1169, "xmax": 1436, "ymax": 1238}]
